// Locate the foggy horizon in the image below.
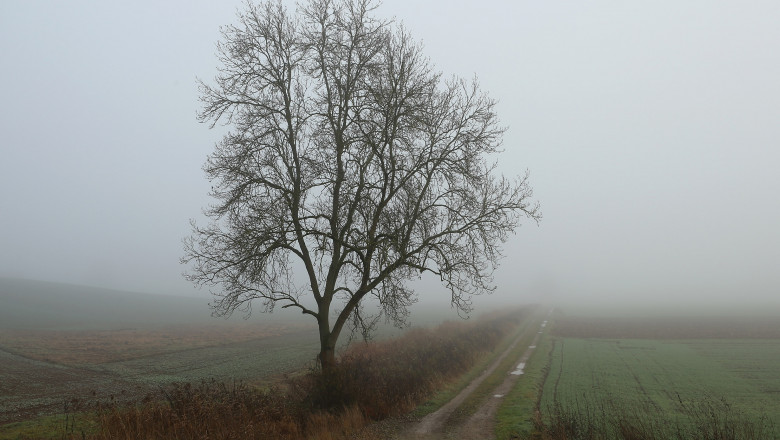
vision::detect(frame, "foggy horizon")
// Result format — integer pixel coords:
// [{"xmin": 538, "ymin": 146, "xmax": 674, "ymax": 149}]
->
[{"xmin": 2, "ymin": 1, "xmax": 779, "ymax": 311}]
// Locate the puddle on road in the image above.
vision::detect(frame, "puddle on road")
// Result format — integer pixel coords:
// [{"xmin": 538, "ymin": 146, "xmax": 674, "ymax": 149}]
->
[{"xmin": 511, "ymin": 362, "xmax": 526, "ymax": 375}]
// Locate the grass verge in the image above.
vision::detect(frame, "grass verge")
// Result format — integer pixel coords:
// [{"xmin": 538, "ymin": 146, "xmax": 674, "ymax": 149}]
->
[{"xmin": 494, "ymin": 328, "xmax": 553, "ymax": 439}]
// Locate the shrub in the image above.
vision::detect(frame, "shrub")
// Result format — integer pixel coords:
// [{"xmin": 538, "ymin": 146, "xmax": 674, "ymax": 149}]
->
[
  {"xmin": 306, "ymin": 310, "xmax": 523, "ymax": 419},
  {"xmin": 75, "ymin": 307, "xmax": 528, "ymax": 439}
]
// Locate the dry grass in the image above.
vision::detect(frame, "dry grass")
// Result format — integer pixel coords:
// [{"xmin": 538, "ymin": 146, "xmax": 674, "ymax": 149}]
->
[
  {"xmin": 307, "ymin": 311, "xmax": 524, "ymax": 419},
  {"xmin": 55, "ymin": 308, "xmax": 529, "ymax": 439}
]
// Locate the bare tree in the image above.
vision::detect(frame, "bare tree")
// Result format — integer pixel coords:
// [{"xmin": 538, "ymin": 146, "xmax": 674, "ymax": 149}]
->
[{"xmin": 183, "ymin": 0, "xmax": 540, "ymax": 372}]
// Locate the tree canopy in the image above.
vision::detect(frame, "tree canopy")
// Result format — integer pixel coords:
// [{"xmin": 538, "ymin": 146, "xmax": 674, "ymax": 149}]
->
[{"xmin": 183, "ymin": 0, "xmax": 540, "ymax": 369}]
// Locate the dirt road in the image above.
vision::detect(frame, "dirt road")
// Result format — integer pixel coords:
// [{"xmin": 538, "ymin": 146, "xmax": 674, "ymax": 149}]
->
[{"xmin": 399, "ymin": 316, "xmax": 546, "ymax": 439}]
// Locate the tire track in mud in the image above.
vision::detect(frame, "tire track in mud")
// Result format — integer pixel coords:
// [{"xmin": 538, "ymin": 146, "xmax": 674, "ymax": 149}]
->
[{"xmin": 400, "ymin": 312, "xmax": 550, "ymax": 439}]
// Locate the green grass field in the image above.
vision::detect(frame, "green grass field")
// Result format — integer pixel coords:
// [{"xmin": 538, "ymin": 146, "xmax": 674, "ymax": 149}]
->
[
  {"xmin": 535, "ymin": 333, "xmax": 780, "ymax": 438},
  {"xmin": 542, "ymin": 338, "xmax": 780, "ymax": 416}
]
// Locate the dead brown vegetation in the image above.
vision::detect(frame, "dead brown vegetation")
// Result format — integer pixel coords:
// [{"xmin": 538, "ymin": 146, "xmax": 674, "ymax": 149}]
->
[{"xmin": 57, "ymin": 308, "xmax": 529, "ymax": 439}]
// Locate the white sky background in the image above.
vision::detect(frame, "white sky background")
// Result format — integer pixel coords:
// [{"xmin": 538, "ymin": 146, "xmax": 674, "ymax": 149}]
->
[{"xmin": 1, "ymin": 1, "xmax": 778, "ymax": 310}]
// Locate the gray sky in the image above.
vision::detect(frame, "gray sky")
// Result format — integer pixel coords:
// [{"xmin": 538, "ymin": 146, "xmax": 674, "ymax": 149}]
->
[{"xmin": 1, "ymin": 1, "xmax": 778, "ymax": 309}]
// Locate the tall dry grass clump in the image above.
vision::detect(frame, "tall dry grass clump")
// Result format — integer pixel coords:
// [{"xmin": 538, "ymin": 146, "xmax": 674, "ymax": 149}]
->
[
  {"xmin": 78, "ymin": 308, "xmax": 528, "ymax": 440},
  {"xmin": 91, "ymin": 381, "xmax": 303, "ymax": 439},
  {"xmin": 307, "ymin": 310, "xmax": 524, "ymax": 419}
]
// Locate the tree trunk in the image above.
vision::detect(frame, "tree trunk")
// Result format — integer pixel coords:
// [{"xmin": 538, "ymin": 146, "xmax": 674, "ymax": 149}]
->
[
  {"xmin": 317, "ymin": 302, "xmax": 340, "ymax": 376},
  {"xmin": 318, "ymin": 316, "xmax": 337, "ymax": 375},
  {"xmin": 319, "ymin": 344, "xmax": 336, "ymax": 375}
]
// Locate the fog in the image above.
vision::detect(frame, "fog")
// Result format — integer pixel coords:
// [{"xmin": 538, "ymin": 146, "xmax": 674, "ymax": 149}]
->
[{"xmin": 1, "ymin": 1, "xmax": 778, "ymax": 313}]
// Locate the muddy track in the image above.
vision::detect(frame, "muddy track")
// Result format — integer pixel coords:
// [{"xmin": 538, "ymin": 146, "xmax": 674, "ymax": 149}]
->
[{"xmin": 399, "ymin": 315, "xmax": 547, "ymax": 440}]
